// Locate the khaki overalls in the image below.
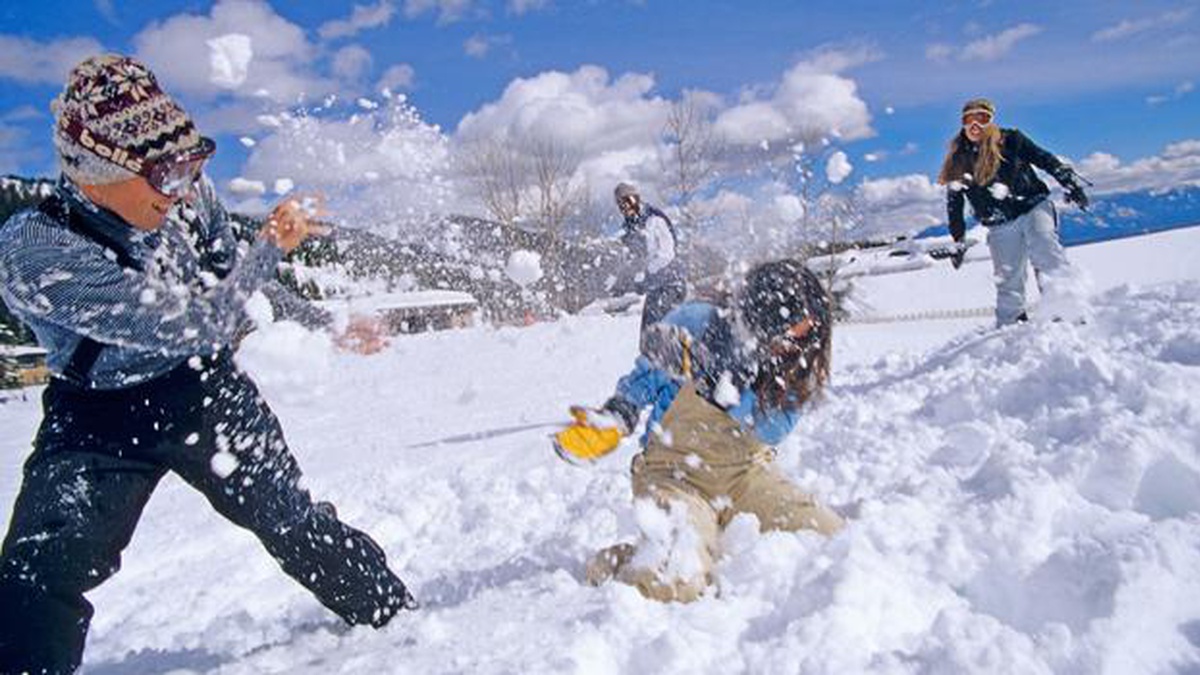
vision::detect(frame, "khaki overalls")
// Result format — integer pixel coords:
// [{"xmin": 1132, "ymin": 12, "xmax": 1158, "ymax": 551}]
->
[{"xmin": 587, "ymin": 382, "xmax": 844, "ymax": 602}]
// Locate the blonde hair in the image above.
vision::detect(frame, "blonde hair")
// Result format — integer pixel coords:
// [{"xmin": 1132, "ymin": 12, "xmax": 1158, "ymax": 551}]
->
[
  {"xmin": 936, "ymin": 119, "xmax": 1003, "ymax": 184},
  {"xmin": 938, "ymin": 124, "xmax": 1004, "ymax": 186}
]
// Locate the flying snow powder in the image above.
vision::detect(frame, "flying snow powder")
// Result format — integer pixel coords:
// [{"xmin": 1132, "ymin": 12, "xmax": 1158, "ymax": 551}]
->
[
  {"xmin": 207, "ymin": 33, "xmax": 253, "ymax": 89},
  {"xmin": 505, "ymin": 250, "xmax": 544, "ymax": 287},
  {"xmin": 826, "ymin": 150, "xmax": 853, "ymax": 185}
]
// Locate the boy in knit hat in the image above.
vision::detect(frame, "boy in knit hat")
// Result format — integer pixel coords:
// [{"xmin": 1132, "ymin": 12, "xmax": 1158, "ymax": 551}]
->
[{"xmin": 0, "ymin": 54, "xmax": 414, "ymax": 674}]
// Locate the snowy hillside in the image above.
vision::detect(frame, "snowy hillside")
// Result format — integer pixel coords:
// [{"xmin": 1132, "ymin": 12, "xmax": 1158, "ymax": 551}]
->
[{"xmin": 1, "ymin": 228, "xmax": 1198, "ymax": 674}]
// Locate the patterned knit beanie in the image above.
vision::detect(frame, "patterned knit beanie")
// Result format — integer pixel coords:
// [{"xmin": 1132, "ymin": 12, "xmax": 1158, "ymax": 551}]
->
[{"xmin": 51, "ymin": 54, "xmax": 202, "ymax": 185}]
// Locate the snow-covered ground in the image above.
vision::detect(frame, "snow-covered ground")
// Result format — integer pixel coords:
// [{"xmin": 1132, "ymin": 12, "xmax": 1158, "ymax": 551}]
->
[{"xmin": 2, "ymin": 228, "xmax": 1199, "ymax": 674}]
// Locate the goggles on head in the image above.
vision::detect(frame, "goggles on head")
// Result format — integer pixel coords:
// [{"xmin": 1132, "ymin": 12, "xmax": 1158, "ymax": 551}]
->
[{"xmin": 59, "ymin": 115, "xmax": 214, "ymax": 198}]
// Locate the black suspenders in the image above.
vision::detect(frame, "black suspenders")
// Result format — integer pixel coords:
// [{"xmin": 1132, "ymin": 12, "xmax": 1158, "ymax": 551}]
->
[{"xmin": 35, "ymin": 195, "xmax": 143, "ymax": 388}]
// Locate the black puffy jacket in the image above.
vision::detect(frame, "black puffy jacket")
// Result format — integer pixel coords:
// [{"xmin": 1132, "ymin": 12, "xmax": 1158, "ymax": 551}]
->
[{"xmin": 946, "ymin": 128, "xmax": 1078, "ymax": 241}]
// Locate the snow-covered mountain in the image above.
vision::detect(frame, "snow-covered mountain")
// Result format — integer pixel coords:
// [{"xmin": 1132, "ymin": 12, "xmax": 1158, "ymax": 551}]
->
[
  {"xmin": 1, "ymin": 225, "xmax": 1197, "ymax": 673},
  {"xmin": 916, "ymin": 184, "xmax": 1200, "ymax": 246}
]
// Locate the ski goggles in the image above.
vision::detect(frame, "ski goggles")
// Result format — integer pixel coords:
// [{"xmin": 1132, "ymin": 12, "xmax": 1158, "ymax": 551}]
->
[
  {"xmin": 58, "ymin": 115, "xmax": 215, "ymax": 198},
  {"xmin": 961, "ymin": 111, "xmax": 993, "ymax": 127},
  {"xmin": 766, "ymin": 317, "xmax": 819, "ymax": 356}
]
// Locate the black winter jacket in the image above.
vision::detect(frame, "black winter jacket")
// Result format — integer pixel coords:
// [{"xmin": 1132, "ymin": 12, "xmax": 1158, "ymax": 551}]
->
[{"xmin": 946, "ymin": 128, "xmax": 1076, "ymax": 241}]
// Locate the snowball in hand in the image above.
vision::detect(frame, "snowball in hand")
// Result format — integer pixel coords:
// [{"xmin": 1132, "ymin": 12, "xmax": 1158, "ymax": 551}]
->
[{"xmin": 505, "ymin": 250, "xmax": 543, "ymax": 287}]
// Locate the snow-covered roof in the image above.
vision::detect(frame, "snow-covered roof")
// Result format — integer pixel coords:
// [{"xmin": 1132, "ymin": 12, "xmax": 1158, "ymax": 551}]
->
[
  {"xmin": 315, "ymin": 290, "xmax": 477, "ymax": 313},
  {"xmin": 0, "ymin": 345, "xmax": 48, "ymax": 358}
]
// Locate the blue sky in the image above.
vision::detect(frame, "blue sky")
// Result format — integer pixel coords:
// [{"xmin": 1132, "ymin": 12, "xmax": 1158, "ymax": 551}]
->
[{"xmin": 1, "ymin": 0, "xmax": 1197, "ymax": 231}]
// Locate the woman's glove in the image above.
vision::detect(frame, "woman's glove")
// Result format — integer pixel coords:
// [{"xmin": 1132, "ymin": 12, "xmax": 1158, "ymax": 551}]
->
[{"xmin": 553, "ymin": 406, "xmax": 627, "ymax": 465}]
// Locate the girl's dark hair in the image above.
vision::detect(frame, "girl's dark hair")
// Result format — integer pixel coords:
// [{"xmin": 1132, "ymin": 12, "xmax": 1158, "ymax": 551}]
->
[{"xmin": 739, "ymin": 259, "xmax": 832, "ymax": 413}]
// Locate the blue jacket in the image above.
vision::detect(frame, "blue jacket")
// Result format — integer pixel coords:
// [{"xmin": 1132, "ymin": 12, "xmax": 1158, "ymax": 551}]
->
[
  {"xmin": 603, "ymin": 300, "xmax": 800, "ymax": 446},
  {"xmin": 0, "ymin": 176, "xmax": 282, "ymax": 389}
]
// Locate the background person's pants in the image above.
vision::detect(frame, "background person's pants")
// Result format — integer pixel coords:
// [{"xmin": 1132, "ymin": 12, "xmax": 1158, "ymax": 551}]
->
[
  {"xmin": 986, "ymin": 199, "xmax": 1072, "ymax": 326},
  {"xmin": 640, "ymin": 264, "xmax": 688, "ymax": 330},
  {"xmin": 0, "ymin": 352, "xmax": 410, "ymax": 675}
]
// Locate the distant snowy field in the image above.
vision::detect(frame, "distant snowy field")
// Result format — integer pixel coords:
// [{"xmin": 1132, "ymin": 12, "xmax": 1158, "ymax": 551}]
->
[{"xmin": 2, "ymin": 228, "xmax": 1199, "ymax": 674}]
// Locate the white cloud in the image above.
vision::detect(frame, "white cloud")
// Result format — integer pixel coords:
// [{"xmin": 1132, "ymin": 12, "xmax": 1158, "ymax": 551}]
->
[
  {"xmin": 1146, "ymin": 79, "xmax": 1195, "ymax": 106},
  {"xmin": 714, "ymin": 49, "xmax": 874, "ymax": 147},
  {"xmin": 1092, "ymin": 9, "xmax": 1193, "ymax": 42},
  {"xmin": 507, "ymin": 0, "xmax": 549, "ymax": 15},
  {"xmin": 0, "ymin": 35, "xmax": 106, "ymax": 84},
  {"xmin": 377, "ymin": 63, "xmax": 416, "ymax": 92},
  {"xmin": 456, "ymin": 65, "xmax": 670, "ymax": 156},
  {"xmin": 925, "ymin": 43, "xmax": 953, "ymax": 62},
  {"xmin": 133, "ymin": 0, "xmax": 333, "ymax": 104},
  {"xmin": 1076, "ymin": 139, "xmax": 1200, "ymax": 193},
  {"xmin": 332, "ymin": 45, "xmax": 373, "ymax": 82},
  {"xmin": 94, "ymin": 0, "xmax": 118, "ymax": 24},
  {"xmin": 854, "ymin": 173, "xmax": 946, "ymax": 234},
  {"xmin": 960, "ymin": 23, "xmax": 1042, "ymax": 61},
  {"xmin": 318, "ymin": 1, "xmax": 396, "ymax": 40},
  {"xmin": 464, "ymin": 33, "xmax": 512, "ymax": 59},
  {"xmin": 403, "ymin": 0, "xmax": 474, "ymax": 23}
]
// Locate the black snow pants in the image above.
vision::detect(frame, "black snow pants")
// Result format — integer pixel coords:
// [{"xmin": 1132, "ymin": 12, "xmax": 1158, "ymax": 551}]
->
[{"xmin": 0, "ymin": 352, "xmax": 411, "ymax": 675}]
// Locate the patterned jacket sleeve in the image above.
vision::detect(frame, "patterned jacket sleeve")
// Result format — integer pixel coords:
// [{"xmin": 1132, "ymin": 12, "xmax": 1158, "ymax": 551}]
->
[{"xmin": 0, "ymin": 210, "xmax": 282, "ymax": 355}]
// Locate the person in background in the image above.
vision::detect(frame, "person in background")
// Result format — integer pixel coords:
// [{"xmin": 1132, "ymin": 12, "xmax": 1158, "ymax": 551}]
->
[
  {"xmin": 937, "ymin": 97, "xmax": 1090, "ymax": 326},
  {"xmin": 554, "ymin": 259, "xmax": 844, "ymax": 602},
  {"xmin": 612, "ymin": 182, "xmax": 687, "ymax": 329},
  {"xmin": 0, "ymin": 54, "xmax": 414, "ymax": 674}
]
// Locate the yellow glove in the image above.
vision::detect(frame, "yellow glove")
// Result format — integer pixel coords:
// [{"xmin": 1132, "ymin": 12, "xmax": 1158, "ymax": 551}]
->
[{"xmin": 553, "ymin": 406, "xmax": 625, "ymax": 465}]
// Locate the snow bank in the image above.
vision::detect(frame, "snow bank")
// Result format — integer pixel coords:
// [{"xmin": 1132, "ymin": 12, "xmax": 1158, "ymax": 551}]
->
[{"xmin": 0, "ymin": 233, "xmax": 1196, "ymax": 673}]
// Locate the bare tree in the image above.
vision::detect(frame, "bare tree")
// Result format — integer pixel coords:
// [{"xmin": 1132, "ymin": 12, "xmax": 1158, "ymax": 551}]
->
[
  {"xmin": 458, "ymin": 138, "xmax": 527, "ymax": 227},
  {"xmin": 660, "ymin": 93, "xmax": 724, "ymax": 229},
  {"xmin": 457, "ymin": 135, "xmax": 588, "ymax": 237},
  {"xmin": 527, "ymin": 136, "xmax": 587, "ymax": 236}
]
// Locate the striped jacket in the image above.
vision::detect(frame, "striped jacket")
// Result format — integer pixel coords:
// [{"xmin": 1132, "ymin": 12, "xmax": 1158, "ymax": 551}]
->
[{"xmin": 0, "ymin": 176, "xmax": 282, "ymax": 389}]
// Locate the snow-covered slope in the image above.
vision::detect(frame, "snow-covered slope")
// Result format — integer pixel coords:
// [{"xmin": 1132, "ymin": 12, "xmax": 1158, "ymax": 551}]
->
[{"xmin": 1, "ymin": 228, "xmax": 1198, "ymax": 674}]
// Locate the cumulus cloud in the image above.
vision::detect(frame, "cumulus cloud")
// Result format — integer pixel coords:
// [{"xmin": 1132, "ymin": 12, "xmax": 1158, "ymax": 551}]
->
[
  {"xmin": 318, "ymin": 1, "xmax": 396, "ymax": 40},
  {"xmin": 713, "ymin": 48, "xmax": 874, "ymax": 147},
  {"xmin": 854, "ymin": 173, "xmax": 946, "ymax": 234},
  {"xmin": 1092, "ymin": 9, "xmax": 1193, "ymax": 42},
  {"xmin": 457, "ymin": 65, "xmax": 669, "ymax": 154},
  {"xmin": 377, "ymin": 63, "xmax": 416, "ymax": 92},
  {"xmin": 960, "ymin": 23, "xmax": 1043, "ymax": 61},
  {"xmin": 826, "ymin": 150, "xmax": 853, "ymax": 184},
  {"xmin": 0, "ymin": 35, "xmax": 106, "ymax": 85},
  {"xmin": 332, "ymin": 45, "xmax": 373, "ymax": 82},
  {"xmin": 133, "ymin": 0, "xmax": 334, "ymax": 104},
  {"xmin": 1076, "ymin": 138, "xmax": 1200, "ymax": 193}
]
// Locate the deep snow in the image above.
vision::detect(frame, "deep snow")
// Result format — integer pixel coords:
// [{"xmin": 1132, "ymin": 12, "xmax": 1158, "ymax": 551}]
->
[{"xmin": 1, "ymin": 228, "xmax": 1198, "ymax": 674}]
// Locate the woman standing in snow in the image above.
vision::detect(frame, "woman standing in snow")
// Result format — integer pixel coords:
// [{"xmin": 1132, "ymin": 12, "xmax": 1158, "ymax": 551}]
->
[
  {"xmin": 937, "ymin": 98, "xmax": 1090, "ymax": 326},
  {"xmin": 553, "ymin": 259, "xmax": 843, "ymax": 602}
]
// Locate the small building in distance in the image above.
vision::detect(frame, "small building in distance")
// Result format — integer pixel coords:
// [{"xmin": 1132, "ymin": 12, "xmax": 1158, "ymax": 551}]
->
[
  {"xmin": 1, "ymin": 344, "xmax": 49, "ymax": 388},
  {"xmin": 318, "ymin": 290, "xmax": 479, "ymax": 335}
]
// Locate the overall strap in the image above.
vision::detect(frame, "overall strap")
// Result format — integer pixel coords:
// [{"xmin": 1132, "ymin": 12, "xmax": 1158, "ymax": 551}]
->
[{"xmin": 36, "ymin": 194, "xmax": 143, "ymax": 387}]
